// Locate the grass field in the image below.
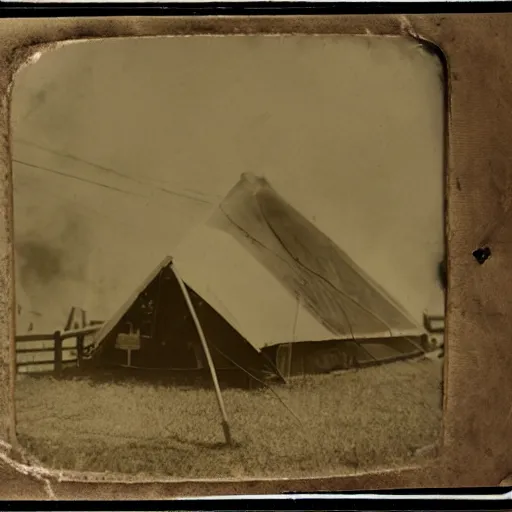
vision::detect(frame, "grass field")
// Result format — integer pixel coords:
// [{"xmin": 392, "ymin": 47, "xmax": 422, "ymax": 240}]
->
[{"xmin": 15, "ymin": 356, "xmax": 443, "ymax": 479}]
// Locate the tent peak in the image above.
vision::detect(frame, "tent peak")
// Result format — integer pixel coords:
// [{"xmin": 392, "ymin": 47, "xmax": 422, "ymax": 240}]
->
[
  {"xmin": 161, "ymin": 255, "xmax": 174, "ymax": 266},
  {"xmin": 239, "ymin": 172, "xmax": 269, "ymax": 189}
]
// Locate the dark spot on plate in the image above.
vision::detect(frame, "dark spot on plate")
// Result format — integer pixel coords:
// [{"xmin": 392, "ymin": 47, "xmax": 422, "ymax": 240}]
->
[{"xmin": 472, "ymin": 246, "xmax": 491, "ymax": 265}]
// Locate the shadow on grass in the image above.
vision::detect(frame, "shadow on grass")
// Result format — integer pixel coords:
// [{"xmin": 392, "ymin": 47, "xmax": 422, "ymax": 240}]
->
[
  {"xmin": 57, "ymin": 365, "xmax": 281, "ymax": 391},
  {"xmin": 167, "ymin": 433, "xmax": 241, "ymax": 450}
]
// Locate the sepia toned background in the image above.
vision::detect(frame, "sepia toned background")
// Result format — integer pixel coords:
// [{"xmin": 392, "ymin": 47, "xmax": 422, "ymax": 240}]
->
[{"xmin": 11, "ymin": 35, "xmax": 444, "ymax": 334}]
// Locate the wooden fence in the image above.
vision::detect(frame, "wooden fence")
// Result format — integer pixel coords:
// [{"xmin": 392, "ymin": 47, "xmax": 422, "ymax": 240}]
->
[
  {"xmin": 15, "ymin": 324, "xmax": 102, "ymax": 376},
  {"xmin": 15, "ymin": 315, "xmax": 444, "ymax": 376}
]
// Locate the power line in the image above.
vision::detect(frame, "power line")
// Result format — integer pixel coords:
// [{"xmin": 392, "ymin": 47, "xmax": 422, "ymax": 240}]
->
[
  {"xmin": 14, "ymin": 138, "xmax": 214, "ymax": 205},
  {"xmin": 13, "ymin": 158, "xmax": 142, "ymax": 197},
  {"xmin": 15, "ymin": 138, "xmax": 145, "ymax": 185}
]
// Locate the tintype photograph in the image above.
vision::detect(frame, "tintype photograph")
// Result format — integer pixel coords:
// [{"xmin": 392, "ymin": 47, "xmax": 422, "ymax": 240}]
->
[{"xmin": 11, "ymin": 35, "xmax": 445, "ymax": 479}]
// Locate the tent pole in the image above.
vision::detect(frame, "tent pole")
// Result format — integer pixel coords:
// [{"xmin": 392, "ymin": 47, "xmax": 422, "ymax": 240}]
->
[{"xmin": 172, "ymin": 265, "xmax": 233, "ymax": 446}]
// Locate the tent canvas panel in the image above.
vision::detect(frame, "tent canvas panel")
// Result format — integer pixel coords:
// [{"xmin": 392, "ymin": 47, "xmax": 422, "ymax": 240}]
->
[
  {"xmin": 174, "ymin": 224, "xmax": 422, "ymax": 350},
  {"xmin": 208, "ymin": 173, "xmax": 420, "ymax": 339},
  {"xmin": 174, "ymin": 226, "xmax": 337, "ymax": 348}
]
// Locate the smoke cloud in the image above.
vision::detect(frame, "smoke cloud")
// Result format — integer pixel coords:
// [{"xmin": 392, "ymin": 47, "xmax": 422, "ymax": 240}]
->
[{"xmin": 14, "ymin": 204, "xmax": 91, "ymax": 332}]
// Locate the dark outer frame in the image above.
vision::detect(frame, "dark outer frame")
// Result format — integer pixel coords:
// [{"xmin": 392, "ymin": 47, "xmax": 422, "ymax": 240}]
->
[{"xmin": 0, "ymin": 12, "xmax": 510, "ymax": 499}]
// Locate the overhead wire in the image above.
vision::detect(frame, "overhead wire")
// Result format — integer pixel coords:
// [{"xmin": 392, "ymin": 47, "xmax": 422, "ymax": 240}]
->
[
  {"xmin": 13, "ymin": 159, "xmax": 143, "ymax": 197},
  {"xmin": 13, "ymin": 138, "xmax": 214, "ymax": 205}
]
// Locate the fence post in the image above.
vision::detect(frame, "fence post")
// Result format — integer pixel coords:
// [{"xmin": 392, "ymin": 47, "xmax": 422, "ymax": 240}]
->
[
  {"xmin": 54, "ymin": 330, "xmax": 62, "ymax": 377},
  {"xmin": 76, "ymin": 334, "xmax": 84, "ymax": 368}
]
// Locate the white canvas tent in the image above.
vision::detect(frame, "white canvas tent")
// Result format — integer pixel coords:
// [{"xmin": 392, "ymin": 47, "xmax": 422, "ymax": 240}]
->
[
  {"xmin": 89, "ymin": 173, "xmax": 429, "ymax": 380},
  {"xmin": 173, "ymin": 172, "xmax": 424, "ymax": 351}
]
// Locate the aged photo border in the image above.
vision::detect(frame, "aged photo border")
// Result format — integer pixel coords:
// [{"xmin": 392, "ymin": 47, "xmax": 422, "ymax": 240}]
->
[{"xmin": 0, "ymin": 10, "xmax": 511, "ymax": 499}]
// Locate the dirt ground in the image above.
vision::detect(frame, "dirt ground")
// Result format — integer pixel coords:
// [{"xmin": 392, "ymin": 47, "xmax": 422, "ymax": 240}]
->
[{"xmin": 14, "ymin": 356, "xmax": 443, "ymax": 479}]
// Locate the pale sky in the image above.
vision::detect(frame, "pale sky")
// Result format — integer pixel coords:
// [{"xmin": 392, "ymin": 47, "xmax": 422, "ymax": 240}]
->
[{"xmin": 11, "ymin": 35, "xmax": 445, "ymax": 334}]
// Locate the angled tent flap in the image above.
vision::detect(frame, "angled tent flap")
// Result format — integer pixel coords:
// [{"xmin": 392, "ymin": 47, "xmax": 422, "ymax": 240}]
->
[
  {"xmin": 91, "ymin": 255, "xmax": 173, "ymax": 353},
  {"xmin": 208, "ymin": 172, "xmax": 420, "ymax": 340}
]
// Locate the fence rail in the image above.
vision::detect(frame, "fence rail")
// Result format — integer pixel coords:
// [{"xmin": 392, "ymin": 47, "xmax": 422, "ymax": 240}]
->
[{"xmin": 15, "ymin": 324, "xmax": 103, "ymax": 375}]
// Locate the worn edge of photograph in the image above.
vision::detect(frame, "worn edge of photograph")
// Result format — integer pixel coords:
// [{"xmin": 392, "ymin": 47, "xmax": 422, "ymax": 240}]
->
[{"xmin": 0, "ymin": 10, "xmax": 510, "ymax": 500}]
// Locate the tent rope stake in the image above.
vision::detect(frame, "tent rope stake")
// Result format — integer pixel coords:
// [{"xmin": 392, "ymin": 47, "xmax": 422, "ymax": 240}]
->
[{"xmin": 172, "ymin": 264, "xmax": 233, "ymax": 446}]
